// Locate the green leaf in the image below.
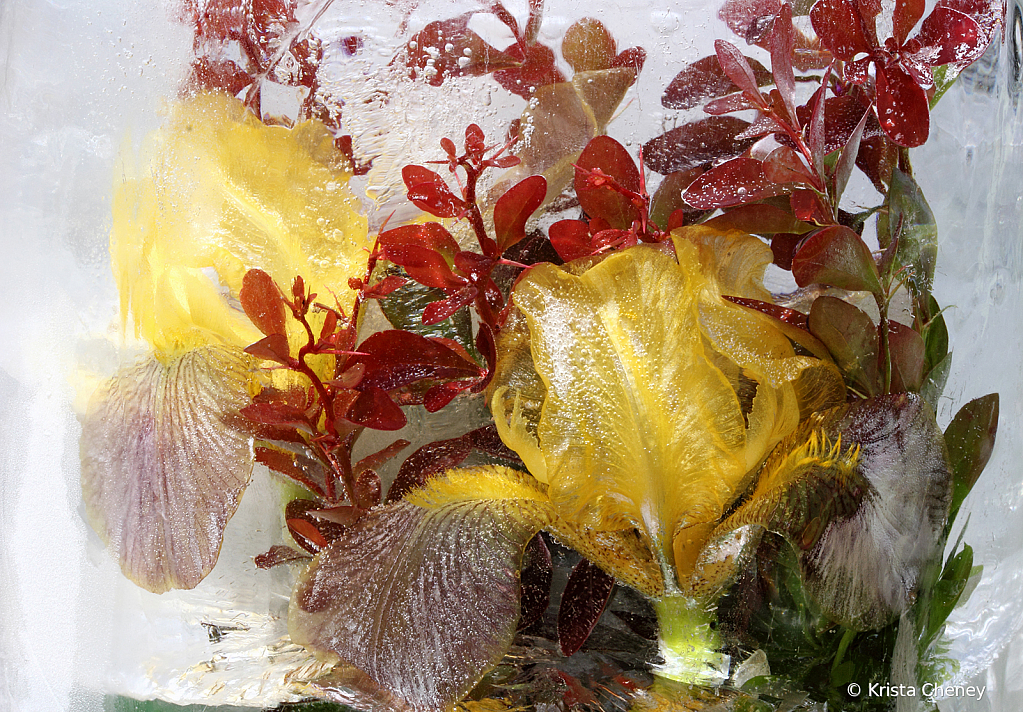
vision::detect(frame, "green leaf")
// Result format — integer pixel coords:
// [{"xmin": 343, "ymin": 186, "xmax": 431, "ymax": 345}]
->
[
  {"xmin": 944, "ymin": 393, "xmax": 999, "ymax": 523},
  {"xmin": 289, "ymin": 466, "xmax": 552, "ymax": 712},
  {"xmin": 921, "ymin": 295, "xmax": 950, "ymax": 376},
  {"xmin": 924, "ymin": 543, "xmax": 973, "ymax": 646},
  {"xmin": 929, "ymin": 64, "xmax": 959, "ymax": 110},
  {"xmin": 808, "ymin": 296, "xmax": 881, "ymax": 396},
  {"xmin": 792, "ymin": 225, "xmax": 882, "ymax": 296},
  {"xmin": 885, "ymin": 167, "xmax": 938, "ymax": 298}
]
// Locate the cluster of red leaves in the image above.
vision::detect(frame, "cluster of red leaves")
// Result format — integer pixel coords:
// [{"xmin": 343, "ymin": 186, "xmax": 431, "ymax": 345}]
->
[
  {"xmin": 179, "ymin": 0, "xmax": 369, "ymax": 172},
  {"xmin": 396, "ymin": 4, "xmax": 645, "ymax": 99}
]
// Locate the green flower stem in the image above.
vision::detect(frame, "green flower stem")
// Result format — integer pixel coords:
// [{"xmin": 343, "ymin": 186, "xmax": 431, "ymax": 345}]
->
[{"xmin": 653, "ymin": 595, "xmax": 730, "ymax": 686}]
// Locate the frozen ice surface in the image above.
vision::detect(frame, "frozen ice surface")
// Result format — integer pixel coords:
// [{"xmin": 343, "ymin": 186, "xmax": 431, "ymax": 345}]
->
[{"xmin": 1, "ymin": 0, "xmax": 1022, "ymax": 710}]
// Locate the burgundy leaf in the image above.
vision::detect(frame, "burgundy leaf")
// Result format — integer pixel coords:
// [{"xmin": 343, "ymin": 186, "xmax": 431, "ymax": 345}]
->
[
  {"xmin": 353, "ymin": 469, "xmax": 383, "ymax": 509},
  {"xmin": 719, "ymin": 0, "xmax": 783, "ymax": 44},
  {"xmin": 379, "ymin": 223, "xmax": 461, "ymax": 260},
  {"xmin": 241, "ymin": 401, "xmax": 312, "ymax": 429},
  {"xmin": 808, "ymin": 296, "xmax": 881, "ymax": 395},
  {"xmin": 362, "ymin": 274, "xmax": 409, "ymax": 300},
  {"xmin": 402, "ymin": 165, "xmax": 467, "ymax": 218},
  {"xmin": 355, "ymin": 439, "xmax": 411, "ymax": 477},
  {"xmin": 894, "ymin": 0, "xmax": 927, "ymax": 44},
  {"xmin": 423, "ymin": 287, "xmax": 478, "ymax": 325},
  {"xmin": 424, "ymin": 381, "xmax": 471, "ymax": 412},
  {"xmin": 790, "ymin": 189, "xmax": 832, "ymax": 223},
  {"xmin": 704, "ymin": 92, "xmax": 760, "ymax": 115},
  {"xmin": 575, "ymin": 136, "xmax": 642, "ymax": 230},
  {"xmin": 240, "ymin": 269, "xmax": 286, "ymax": 337},
  {"xmin": 494, "ymin": 176, "xmax": 548, "ymax": 252},
  {"xmin": 400, "ymin": 18, "xmax": 521, "ymax": 86},
  {"xmin": 387, "ymin": 437, "xmax": 473, "ymax": 503},
  {"xmin": 286, "ymin": 499, "xmax": 350, "ymax": 553},
  {"xmin": 610, "ymin": 46, "xmax": 647, "ymax": 76},
  {"xmin": 770, "ymin": 3, "xmax": 798, "ymax": 123},
  {"xmin": 383, "ymin": 244, "xmax": 465, "ymax": 293},
  {"xmin": 888, "ymin": 321, "xmax": 927, "ymax": 393},
  {"xmin": 915, "ymin": 6, "xmax": 985, "ymax": 69},
  {"xmin": 184, "ymin": 57, "xmax": 253, "ymax": 96},
  {"xmin": 807, "ymin": 83, "xmax": 828, "ymax": 179},
  {"xmin": 346, "ymin": 330, "xmax": 482, "ymax": 392},
  {"xmin": 287, "ymin": 518, "xmax": 329, "ymax": 552},
  {"xmin": 346, "ymin": 386, "xmax": 407, "ymax": 431},
  {"xmin": 834, "ymin": 102, "xmax": 872, "ymax": 204},
  {"xmin": 723, "ymin": 295, "xmax": 810, "ymax": 329},
  {"xmin": 255, "ymin": 445, "xmax": 319, "ymax": 489},
  {"xmin": 518, "ymin": 535, "xmax": 552, "ymax": 630},
  {"xmin": 791, "ymin": 225, "xmax": 882, "ymax": 294},
  {"xmin": 661, "ymin": 54, "xmax": 772, "ymax": 110},
  {"xmin": 557, "ymin": 558, "xmax": 616, "ymax": 656},
  {"xmin": 764, "ymin": 146, "xmax": 815, "ymax": 185},
  {"xmin": 493, "ymin": 42, "xmax": 566, "ymax": 99},
  {"xmin": 876, "ymin": 64, "xmax": 930, "ymax": 147},
  {"xmin": 244, "ymin": 333, "xmax": 291, "ymax": 364},
  {"xmin": 810, "ymin": 0, "xmax": 874, "ymax": 59},
  {"xmin": 473, "ymin": 322, "xmax": 497, "ymax": 385},
  {"xmin": 549, "ymin": 220, "xmax": 598, "ymax": 262},
  {"xmin": 254, "ymin": 544, "xmax": 310, "ymax": 570},
  {"xmin": 703, "ymin": 203, "xmax": 812, "ymax": 236},
  {"xmin": 642, "ymin": 117, "xmax": 754, "ymax": 174},
  {"xmin": 714, "ymin": 39, "xmax": 767, "ymax": 99},
  {"xmin": 683, "ymin": 155, "xmax": 786, "ymax": 210},
  {"xmin": 466, "ymin": 424, "xmax": 521, "ymax": 462},
  {"xmin": 771, "ymin": 232, "xmax": 803, "ymax": 270}
]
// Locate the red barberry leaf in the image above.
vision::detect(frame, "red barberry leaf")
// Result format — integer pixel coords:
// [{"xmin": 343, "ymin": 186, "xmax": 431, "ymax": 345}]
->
[
  {"xmin": 347, "ymin": 330, "xmax": 483, "ymax": 392},
  {"xmin": 704, "ymin": 91, "xmax": 760, "ymax": 115},
  {"xmin": 549, "ymin": 220, "xmax": 599, "ymax": 262},
  {"xmin": 714, "ymin": 40, "xmax": 767, "ymax": 101},
  {"xmin": 184, "ymin": 57, "xmax": 253, "ymax": 96},
  {"xmin": 557, "ymin": 558, "xmax": 616, "ymax": 656},
  {"xmin": 355, "ymin": 439, "xmax": 411, "ymax": 477},
  {"xmin": 642, "ymin": 117, "xmax": 754, "ymax": 174},
  {"xmin": 792, "ymin": 225, "xmax": 882, "ymax": 294},
  {"xmin": 719, "ymin": 0, "xmax": 783, "ymax": 45},
  {"xmin": 876, "ymin": 64, "xmax": 930, "ymax": 147},
  {"xmin": 518, "ymin": 534, "xmax": 552, "ymax": 630},
  {"xmin": 790, "ymin": 189, "xmax": 831, "ymax": 223},
  {"xmin": 661, "ymin": 54, "xmax": 772, "ymax": 110},
  {"xmin": 683, "ymin": 155, "xmax": 787, "ymax": 210},
  {"xmin": 764, "ymin": 146, "xmax": 815, "ymax": 185},
  {"xmin": 386, "ymin": 437, "xmax": 474, "ymax": 503},
  {"xmin": 423, "ymin": 287, "xmax": 478, "ymax": 325},
  {"xmin": 575, "ymin": 136, "xmax": 642, "ymax": 230},
  {"xmin": 810, "ymin": 0, "xmax": 874, "ymax": 59},
  {"xmin": 723, "ymin": 295, "xmax": 810, "ymax": 329},
  {"xmin": 255, "ymin": 544, "xmax": 310, "ymax": 569},
  {"xmin": 894, "ymin": 0, "xmax": 927, "ymax": 44},
  {"xmin": 703, "ymin": 203, "xmax": 812, "ymax": 236},
  {"xmin": 346, "ymin": 386, "xmax": 407, "ymax": 431},
  {"xmin": 610, "ymin": 46, "xmax": 647, "ymax": 76},
  {"xmin": 494, "ymin": 176, "xmax": 548, "ymax": 252},
  {"xmin": 244, "ymin": 333, "xmax": 291, "ymax": 363},
  {"xmin": 888, "ymin": 321, "xmax": 927, "ymax": 393},
  {"xmin": 240, "ymin": 269, "xmax": 287, "ymax": 337},
  {"xmin": 916, "ymin": 6, "xmax": 985, "ymax": 70},
  {"xmin": 241, "ymin": 401, "xmax": 312, "ymax": 429},
  {"xmin": 383, "ymin": 244, "xmax": 465, "ymax": 293},
  {"xmin": 770, "ymin": 4, "xmax": 798, "ymax": 122},
  {"xmin": 402, "ymin": 165, "xmax": 468, "ymax": 218},
  {"xmin": 400, "ymin": 18, "xmax": 520, "ymax": 86},
  {"xmin": 648, "ymin": 168, "xmax": 705, "ymax": 230},
  {"xmin": 424, "ymin": 381, "xmax": 470, "ymax": 412},
  {"xmin": 353, "ymin": 469, "xmax": 383, "ymax": 509},
  {"xmin": 493, "ymin": 42, "xmax": 565, "ymax": 99}
]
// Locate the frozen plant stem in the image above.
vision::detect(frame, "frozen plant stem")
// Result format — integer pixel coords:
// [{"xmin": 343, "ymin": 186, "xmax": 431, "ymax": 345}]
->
[{"xmin": 653, "ymin": 595, "xmax": 730, "ymax": 686}]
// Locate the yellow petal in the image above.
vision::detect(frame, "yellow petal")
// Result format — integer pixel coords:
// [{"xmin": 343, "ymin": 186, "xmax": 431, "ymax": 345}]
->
[
  {"xmin": 505, "ymin": 246, "xmax": 750, "ymax": 565},
  {"xmin": 111, "ymin": 92, "xmax": 371, "ymax": 356}
]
